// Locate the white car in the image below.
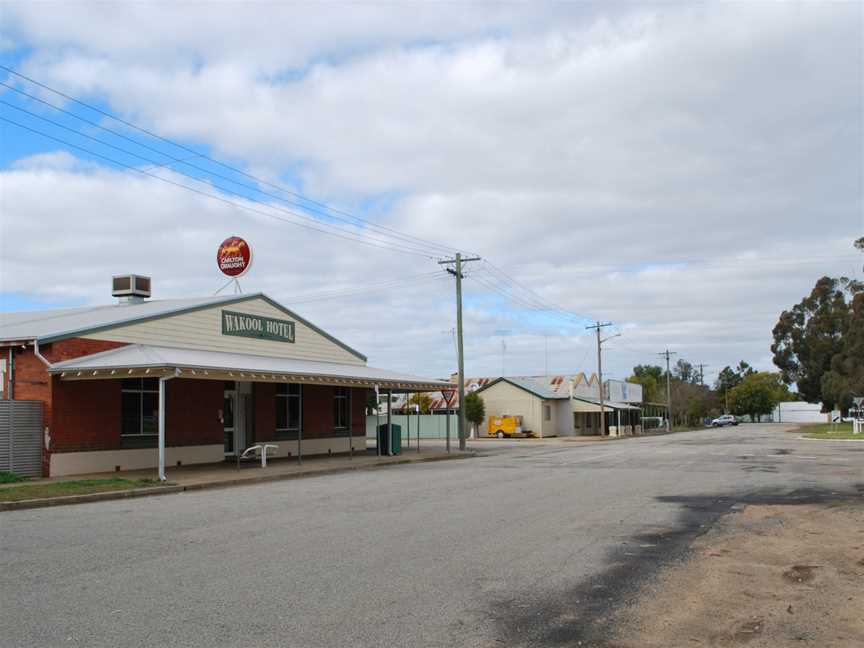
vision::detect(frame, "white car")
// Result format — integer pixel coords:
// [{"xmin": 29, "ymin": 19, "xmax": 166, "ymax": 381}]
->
[{"xmin": 711, "ymin": 414, "xmax": 738, "ymax": 427}]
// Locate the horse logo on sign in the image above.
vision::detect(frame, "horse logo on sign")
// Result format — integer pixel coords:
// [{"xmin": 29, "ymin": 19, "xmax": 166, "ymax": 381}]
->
[{"xmin": 217, "ymin": 236, "xmax": 252, "ymax": 277}]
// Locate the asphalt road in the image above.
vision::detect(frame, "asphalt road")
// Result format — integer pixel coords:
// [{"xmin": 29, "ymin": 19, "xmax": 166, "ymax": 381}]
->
[{"xmin": 2, "ymin": 425, "xmax": 862, "ymax": 648}]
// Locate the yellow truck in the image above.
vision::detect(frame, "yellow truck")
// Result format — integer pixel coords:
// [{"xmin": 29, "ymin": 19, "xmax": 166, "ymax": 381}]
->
[{"xmin": 487, "ymin": 415, "xmax": 535, "ymax": 438}]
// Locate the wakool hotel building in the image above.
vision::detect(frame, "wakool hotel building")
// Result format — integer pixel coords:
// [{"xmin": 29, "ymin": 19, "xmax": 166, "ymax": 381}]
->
[{"xmin": 0, "ymin": 275, "xmax": 446, "ymax": 477}]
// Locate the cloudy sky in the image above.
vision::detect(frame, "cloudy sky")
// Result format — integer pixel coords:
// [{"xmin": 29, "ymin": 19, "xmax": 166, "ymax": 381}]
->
[{"xmin": 0, "ymin": 1, "xmax": 861, "ymax": 383}]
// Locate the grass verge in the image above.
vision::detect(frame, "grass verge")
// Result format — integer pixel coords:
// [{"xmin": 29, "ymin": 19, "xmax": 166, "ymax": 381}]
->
[
  {"xmin": 797, "ymin": 422, "xmax": 862, "ymax": 440},
  {"xmin": 0, "ymin": 478, "xmax": 165, "ymax": 502}
]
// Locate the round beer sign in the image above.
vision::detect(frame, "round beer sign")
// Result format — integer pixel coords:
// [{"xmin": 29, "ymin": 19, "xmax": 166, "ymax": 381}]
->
[{"xmin": 217, "ymin": 236, "xmax": 252, "ymax": 277}]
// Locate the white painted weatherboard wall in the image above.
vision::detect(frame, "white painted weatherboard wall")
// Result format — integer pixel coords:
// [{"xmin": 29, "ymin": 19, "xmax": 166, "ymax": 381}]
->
[
  {"xmin": 480, "ymin": 381, "xmax": 548, "ymax": 437},
  {"xmin": 84, "ymin": 297, "xmax": 364, "ymax": 365}
]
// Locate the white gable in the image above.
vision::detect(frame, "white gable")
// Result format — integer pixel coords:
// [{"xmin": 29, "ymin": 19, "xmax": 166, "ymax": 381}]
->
[{"xmin": 83, "ymin": 296, "xmax": 365, "ymax": 365}]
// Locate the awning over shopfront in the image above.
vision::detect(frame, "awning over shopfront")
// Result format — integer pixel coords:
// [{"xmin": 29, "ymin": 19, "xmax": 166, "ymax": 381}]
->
[
  {"xmin": 571, "ymin": 396, "xmax": 641, "ymax": 412},
  {"xmin": 48, "ymin": 344, "xmax": 450, "ymax": 391}
]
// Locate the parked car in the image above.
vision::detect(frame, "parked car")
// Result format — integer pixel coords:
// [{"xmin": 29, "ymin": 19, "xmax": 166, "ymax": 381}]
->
[{"xmin": 711, "ymin": 414, "xmax": 738, "ymax": 427}]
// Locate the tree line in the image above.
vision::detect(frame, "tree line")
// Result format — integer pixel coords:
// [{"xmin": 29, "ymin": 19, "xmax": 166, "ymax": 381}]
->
[{"xmin": 627, "ymin": 237, "xmax": 863, "ymax": 424}]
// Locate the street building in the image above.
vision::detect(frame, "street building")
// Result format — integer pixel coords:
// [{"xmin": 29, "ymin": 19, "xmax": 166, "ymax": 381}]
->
[
  {"xmin": 0, "ymin": 275, "xmax": 447, "ymax": 477},
  {"xmin": 475, "ymin": 374, "xmax": 642, "ymax": 437}
]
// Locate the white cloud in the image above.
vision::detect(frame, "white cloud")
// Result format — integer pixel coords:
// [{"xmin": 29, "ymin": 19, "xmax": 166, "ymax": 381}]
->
[{"xmin": 0, "ymin": 1, "xmax": 862, "ymax": 383}]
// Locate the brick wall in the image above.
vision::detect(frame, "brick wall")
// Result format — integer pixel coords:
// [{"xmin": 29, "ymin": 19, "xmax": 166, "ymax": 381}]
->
[
  {"xmin": 6, "ymin": 339, "xmax": 128, "ymax": 475},
  {"xmin": 302, "ymin": 385, "xmax": 333, "ymax": 439},
  {"xmin": 253, "ymin": 382, "xmax": 277, "ymax": 443},
  {"xmin": 50, "ymin": 377, "xmax": 224, "ymax": 455},
  {"xmin": 247, "ymin": 384, "xmax": 370, "ymax": 441},
  {"xmin": 51, "ymin": 377, "xmax": 122, "ymax": 453},
  {"xmin": 5, "ymin": 335, "xmax": 373, "ymax": 475},
  {"xmin": 166, "ymin": 379, "xmax": 223, "ymax": 447},
  {"xmin": 352, "ymin": 388, "xmax": 370, "ymax": 438}
]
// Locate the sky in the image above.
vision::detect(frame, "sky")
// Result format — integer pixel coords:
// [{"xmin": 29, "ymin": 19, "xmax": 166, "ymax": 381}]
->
[{"xmin": 0, "ymin": 1, "xmax": 862, "ymax": 384}]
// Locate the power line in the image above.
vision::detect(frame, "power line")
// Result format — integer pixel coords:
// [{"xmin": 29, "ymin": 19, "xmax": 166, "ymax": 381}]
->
[
  {"xmin": 0, "ymin": 84, "xmax": 458, "ymax": 256},
  {"xmin": 285, "ymin": 272, "xmax": 448, "ymax": 304},
  {"xmin": 0, "ymin": 115, "xmax": 441, "ymax": 258},
  {"xmin": 469, "ymin": 267, "xmax": 586, "ymax": 325},
  {"xmin": 467, "ymin": 273, "xmax": 586, "ymax": 328},
  {"xmin": 0, "ymin": 99, "xmax": 449, "ymax": 258},
  {"xmin": 481, "ymin": 261, "xmax": 588, "ymax": 321},
  {"xmin": 0, "ymin": 68, "xmax": 464, "ymax": 257}
]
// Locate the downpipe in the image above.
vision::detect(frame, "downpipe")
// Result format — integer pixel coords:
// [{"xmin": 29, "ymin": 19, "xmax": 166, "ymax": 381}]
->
[
  {"xmin": 158, "ymin": 369, "xmax": 181, "ymax": 481},
  {"xmin": 33, "ymin": 339, "xmax": 51, "ymax": 367}
]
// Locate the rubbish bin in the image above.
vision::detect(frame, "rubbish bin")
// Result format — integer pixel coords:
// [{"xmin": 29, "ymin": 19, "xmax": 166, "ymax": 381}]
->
[{"xmin": 377, "ymin": 423, "xmax": 402, "ymax": 455}]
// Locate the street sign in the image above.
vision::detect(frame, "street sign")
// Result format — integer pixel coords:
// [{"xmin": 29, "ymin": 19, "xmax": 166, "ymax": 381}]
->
[{"xmin": 441, "ymin": 389, "xmax": 456, "ymax": 405}]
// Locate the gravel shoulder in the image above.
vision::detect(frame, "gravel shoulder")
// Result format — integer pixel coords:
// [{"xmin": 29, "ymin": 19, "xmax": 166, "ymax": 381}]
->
[{"xmin": 611, "ymin": 500, "xmax": 864, "ymax": 647}]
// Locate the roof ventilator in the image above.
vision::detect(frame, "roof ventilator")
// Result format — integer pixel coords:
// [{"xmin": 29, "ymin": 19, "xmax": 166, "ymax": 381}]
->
[{"xmin": 112, "ymin": 274, "xmax": 151, "ymax": 304}]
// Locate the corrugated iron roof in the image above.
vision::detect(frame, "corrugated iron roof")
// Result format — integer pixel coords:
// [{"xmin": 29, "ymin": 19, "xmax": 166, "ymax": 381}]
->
[
  {"xmin": 0, "ymin": 292, "xmax": 367, "ymax": 361},
  {"xmin": 0, "ymin": 294, "xmax": 262, "ymax": 342},
  {"xmin": 50, "ymin": 344, "xmax": 449, "ymax": 391}
]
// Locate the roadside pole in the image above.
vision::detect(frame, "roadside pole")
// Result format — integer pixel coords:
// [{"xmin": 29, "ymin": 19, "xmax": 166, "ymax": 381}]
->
[
  {"xmin": 586, "ymin": 321, "xmax": 617, "ymax": 436},
  {"xmin": 386, "ymin": 389, "xmax": 393, "ymax": 456},
  {"xmin": 659, "ymin": 349, "xmax": 677, "ymax": 432},
  {"xmin": 441, "ymin": 389, "xmax": 454, "ymax": 454},
  {"xmin": 375, "ymin": 385, "xmax": 381, "ymax": 457},
  {"xmin": 439, "ymin": 253, "xmax": 481, "ymax": 451}
]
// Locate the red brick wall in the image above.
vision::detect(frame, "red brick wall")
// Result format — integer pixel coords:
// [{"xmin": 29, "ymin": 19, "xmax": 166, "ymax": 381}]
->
[
  {"xmin": 302, "ymin": 384, "xmax": 333, "ymax": 439},
  {"xmin": 50, "ymin": 377, "xmax": 224, "ymax": 455},
  {"xmin": 166, "ymin": 379, "xmax": 223, "ymax": 447},
  {"xmin": 51, "ymin": 377, "xmax": 122, "ymax": 453},
  {"xmin": 249, "ymin": 384, "xmax": 368, "ymax": 442},
  {"xmin": 4, "ymin": 336, "xmax": 373, "ymax": 473},
  {"xmin": 352, "ymin": 388, "xmax": 369, "ymax": 437},
  {"xmin": 6, "ymin": 339, "xmax": 128, "ymax": 476},
  {"xmin": 300, "ymin": 385, "xmax": 368, "ymax": 439},
  {"xmin": 253, "ymin": 382, "xmax": 277, "ymax": 442}
]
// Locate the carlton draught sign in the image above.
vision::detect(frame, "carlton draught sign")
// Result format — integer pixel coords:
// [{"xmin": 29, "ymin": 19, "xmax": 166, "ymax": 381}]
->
[{"xmin": 217, "ymin": 236, "xmax": 252, "ymax": 277}]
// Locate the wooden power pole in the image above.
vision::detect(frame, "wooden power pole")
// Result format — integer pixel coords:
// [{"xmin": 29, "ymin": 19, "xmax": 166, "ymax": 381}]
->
[
  {"xmin": 439, "ymin": 253, "xmax": 481, "ymax": 451},
  {"xmin": 659, "ymin": 349, "xmax": 677, "ymax": 432},
  {"xmin": 586, "ymin": 321, "xmax": 616, "ymax": 435}
]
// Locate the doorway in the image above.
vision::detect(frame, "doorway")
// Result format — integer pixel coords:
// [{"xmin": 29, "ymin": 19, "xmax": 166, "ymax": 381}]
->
[
  {"xmin": 223, "ymin": 382, "xmax": 253, "ymax": 456},
  {"xmin": 224, "ymin": 388, "xmax": 238, "ymax": 456}
]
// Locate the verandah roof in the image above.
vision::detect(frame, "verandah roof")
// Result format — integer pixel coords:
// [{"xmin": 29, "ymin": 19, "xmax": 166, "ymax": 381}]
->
[{"xmin": 48, "ymin": 344, "xmax": 450, "ymax": 392}]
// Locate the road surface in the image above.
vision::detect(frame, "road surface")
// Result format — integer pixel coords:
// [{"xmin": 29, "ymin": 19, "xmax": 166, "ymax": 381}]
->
[{"xmin": 2, "ymin": 424, "xmax": 862, "ymax": 647}]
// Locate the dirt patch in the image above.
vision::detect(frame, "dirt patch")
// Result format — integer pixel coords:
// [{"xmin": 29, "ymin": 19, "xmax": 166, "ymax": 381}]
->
[
  {"xmin": 612, "ymin": 501, "xmax": 864, "ymax": 647},
  {"xmin": 782, "ymin": 564, "xmax": 819, "ymax": 584}
]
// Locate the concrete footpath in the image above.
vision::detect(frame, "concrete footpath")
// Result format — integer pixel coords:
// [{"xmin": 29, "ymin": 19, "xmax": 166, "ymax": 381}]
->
[{"xmin": 0, "ymin": 448, "xmax": 472, "ymax": 511}]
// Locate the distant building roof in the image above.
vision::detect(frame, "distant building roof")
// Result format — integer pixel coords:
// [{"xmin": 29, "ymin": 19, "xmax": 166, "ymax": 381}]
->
[{"xmin": 476, "ymin": 376, "xmax": 571, "ymax": 400}]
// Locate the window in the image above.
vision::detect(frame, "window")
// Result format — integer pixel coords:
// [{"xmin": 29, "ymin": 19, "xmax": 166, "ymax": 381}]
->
[
  {"xmin": 276, "ymin": 383, "xmax": 302, "ymax": 435},
  {"xmin": 121, "ymin": 378, "xmax": 159, "ymax": 436},
  {"xmin": 334, "ymin": 387, "xmax": 350, "ymax": 430},
  {"xmin": 544, "ymin": 405, "xmax": 552, "ymax": 422}
]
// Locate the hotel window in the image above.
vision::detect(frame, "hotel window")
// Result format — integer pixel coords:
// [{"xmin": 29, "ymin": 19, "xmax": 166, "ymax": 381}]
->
[
  {"xmin": 334, "ymin": 387, "xmax": 350, "ymax": 431},
  {"xmin": 121, "ymin": 378, "xmax": 159, "ymax": 436},
  {"xmin": 276, "ymin": 384, "xmax": 302, "ymax": 435}
]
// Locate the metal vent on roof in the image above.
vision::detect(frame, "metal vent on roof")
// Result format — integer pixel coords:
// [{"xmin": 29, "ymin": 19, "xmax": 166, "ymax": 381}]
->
[{"xmin": 112, "ymin": 275, "xmax": 151, "ymax": 302}]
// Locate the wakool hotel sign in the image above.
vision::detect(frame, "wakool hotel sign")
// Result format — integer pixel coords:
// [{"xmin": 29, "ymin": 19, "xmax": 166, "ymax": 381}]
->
[{"xmin": 221, "ymin": 310, "xmax": 295, "ymax": 343}]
